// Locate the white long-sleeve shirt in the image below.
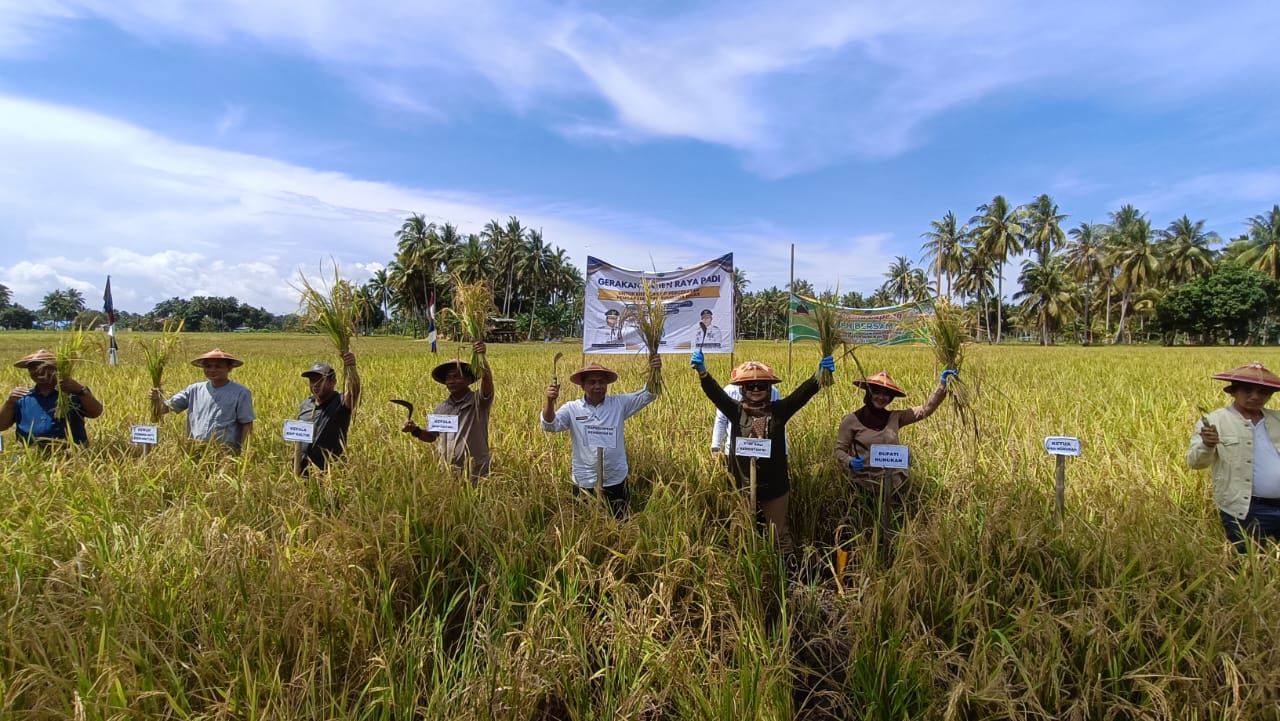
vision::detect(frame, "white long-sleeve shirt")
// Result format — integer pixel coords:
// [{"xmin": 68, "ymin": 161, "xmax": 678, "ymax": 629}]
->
[
  {"xmin": 541, "ymin": 387, "xmax": 656, "ymax": 487},
  {"xmin": 710, "ymin": 383, "xmax": 787, "ymax": 453}
]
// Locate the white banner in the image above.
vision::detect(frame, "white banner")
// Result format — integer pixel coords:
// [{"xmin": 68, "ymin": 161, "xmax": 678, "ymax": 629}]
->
[{"xmin": 583, "ymin": 253, "xmax": 735, "ymax": 354}]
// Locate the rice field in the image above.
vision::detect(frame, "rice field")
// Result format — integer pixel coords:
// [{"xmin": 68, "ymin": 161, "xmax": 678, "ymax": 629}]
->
[{"xmin": 2, "ymin": 330, "xmax": 1279, "ymax": 720}]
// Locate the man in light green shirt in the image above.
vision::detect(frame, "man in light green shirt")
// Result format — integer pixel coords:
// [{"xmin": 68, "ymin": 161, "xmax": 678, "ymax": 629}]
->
[{"xmin": 1188, "ymin": 362, "xmax": 1280, "ymax": 553}]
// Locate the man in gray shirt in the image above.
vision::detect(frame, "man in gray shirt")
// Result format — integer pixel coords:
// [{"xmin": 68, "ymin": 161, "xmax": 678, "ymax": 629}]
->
[{"xmin": 150, "ymin": 348, "xmax": 256, "ymax": 454}]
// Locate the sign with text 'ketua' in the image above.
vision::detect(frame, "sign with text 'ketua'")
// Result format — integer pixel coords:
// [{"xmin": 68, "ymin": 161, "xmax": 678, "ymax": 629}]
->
[
  {"xmin": 734, "ymin": 437, "xmax": 773, "ymax": 458},
  {"xmin": 869, "ymin": 444, "xmax": 909, "ymax": 469},
  {"xmin": 1044, "ymin": 436, "xmax": 1082, "ymax": 456}
]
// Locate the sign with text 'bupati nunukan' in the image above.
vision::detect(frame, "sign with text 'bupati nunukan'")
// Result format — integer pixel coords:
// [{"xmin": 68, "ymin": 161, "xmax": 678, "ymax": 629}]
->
[
  {"xmin": 869, "ymin": 444, "xmax": 910, "ymax": 469},
  {"xmin": 583, "ymin": 253, "xmax": 734, "ymax": 354}
]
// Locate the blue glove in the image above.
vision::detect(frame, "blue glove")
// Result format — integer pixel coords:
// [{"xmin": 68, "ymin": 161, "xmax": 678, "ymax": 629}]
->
[
  {"xmin": 849, "ymin": 456, "xmax": 865, "ymax": 471},
  {"xmin": 819, "ymin": 355, "xmax": 835, "ymax": 373},
  {"xmin": 940, "ymin": 369, "xmax": 958, "ymax": 386},
  {"xmin": 690, "ymin": 350, "xmax": 706, "ymax": 373}
]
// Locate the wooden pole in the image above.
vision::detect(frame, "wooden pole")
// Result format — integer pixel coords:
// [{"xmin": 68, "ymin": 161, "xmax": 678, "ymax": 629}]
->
[
  {"xmin": 593, "ymin": 448, "xmax": 604, "ymax": 499},
  {"xmin": 878, "ymin": 469, "xmax": 892, "ymax": 565},
  {"xmin": 1055, "ymin": 455, "xmax": 1066, "ymax": 523},
  {"xmin": 749, "ymin": 456, "xmax": 758, "ymax": 515},
  {"xmin": 787, "ymin": 243, "xmax": 794, "ymax": 377}
]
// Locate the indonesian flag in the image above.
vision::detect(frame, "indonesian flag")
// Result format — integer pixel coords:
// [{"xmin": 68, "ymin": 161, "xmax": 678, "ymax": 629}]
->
[{"xmin": 427, "ymin": 293, "xmax": 437, "ymax": 353}]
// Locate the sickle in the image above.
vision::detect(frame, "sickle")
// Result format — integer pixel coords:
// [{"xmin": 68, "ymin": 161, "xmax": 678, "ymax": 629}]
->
[
  {"xmin": 389, "ymin": 398, "xmax": 415, "ymax": 422},
  {"xmin": 551, "ymin": 352, "xmax": 564, "ymax": 385}
]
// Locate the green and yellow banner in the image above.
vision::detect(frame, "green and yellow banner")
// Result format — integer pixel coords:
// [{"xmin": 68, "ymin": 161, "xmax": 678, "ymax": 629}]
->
[{"xmin": 788, "ymin": 294, "xmax": 933, "ymax": 346}]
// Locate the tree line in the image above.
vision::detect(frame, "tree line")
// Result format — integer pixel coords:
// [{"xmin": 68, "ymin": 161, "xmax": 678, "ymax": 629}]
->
[
  {"xmin": 732, "ymin": 197, "xmax": 1280, "ymax": 345},
  {"xmin": 5, "ymin": 199, "xmax": 1278, "ymax": 344}
]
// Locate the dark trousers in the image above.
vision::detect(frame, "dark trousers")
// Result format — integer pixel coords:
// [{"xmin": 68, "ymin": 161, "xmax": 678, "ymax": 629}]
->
[
  {"xmin": 573, "ymin": 481, "xmax": 629, "ymax": 519},
  {"xmin": 1221, "ymin": 498, "xmax": 1280, "ymax": 553}
]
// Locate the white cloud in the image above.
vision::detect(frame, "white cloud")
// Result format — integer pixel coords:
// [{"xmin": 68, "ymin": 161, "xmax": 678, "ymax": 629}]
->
[
  {"xmin": 0, "ymin": 94, "xmax": 822, "ymax": 314},
  {"xmin": 4, "ymin": 1, "xmax": 1277, "ymax": 176}
]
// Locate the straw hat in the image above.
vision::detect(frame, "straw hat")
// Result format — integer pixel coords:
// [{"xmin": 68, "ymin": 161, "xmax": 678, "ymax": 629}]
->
[
  {"xmin": 191, "ymin": 348, "xmax": 243, "ymax": 368},
  {"xmin": 14, "ymin": 349, "xmax": 55, "ymax": 368},
  {"xmin": 569, "ymin": 361, "xmax": 618, "ymax": 386},
  {"xmin": 431, "ymin": 359, "xmax": 476, "ymax": 384},
  {"xmin": 729, "ymin": 361, "xmax": 780, "ymax": 385},
  {"xmin": 1212, "ymin": 361, "xmax": 1280, "ymax": 391},
  {"xmin": 853, "ymin": 370, "xmax": 906, "ymax": 399}
]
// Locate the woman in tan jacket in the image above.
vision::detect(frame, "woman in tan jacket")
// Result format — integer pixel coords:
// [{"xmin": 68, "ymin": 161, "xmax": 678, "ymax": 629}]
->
[{"xmin": 834, "ymin": 369, "xmax": 956, "ymax": 496}]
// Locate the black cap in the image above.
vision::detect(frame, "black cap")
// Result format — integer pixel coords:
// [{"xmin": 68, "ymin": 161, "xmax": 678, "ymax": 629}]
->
[
  {"xmin": 301, "ymin": 361, "xmax": 336, "ymax": 378},
  {"xmin": 700, "ymin": 308, "xmax": 713, "ymax": 317}
]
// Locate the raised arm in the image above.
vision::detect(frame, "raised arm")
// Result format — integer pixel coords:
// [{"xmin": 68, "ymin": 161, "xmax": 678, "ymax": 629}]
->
[
  {"xmin": 898, "ymin": 372, "xmax": 951, "ymax": 428},
  {"xmin": 340, "ymin": 351, "xmax": 361, "ymax": 411}
]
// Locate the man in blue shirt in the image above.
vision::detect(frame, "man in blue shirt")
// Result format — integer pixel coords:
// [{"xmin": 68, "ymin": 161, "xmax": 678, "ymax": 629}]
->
[{"xmin": 0, "ymin": 348, "xmax": 104, "ymax": 447}]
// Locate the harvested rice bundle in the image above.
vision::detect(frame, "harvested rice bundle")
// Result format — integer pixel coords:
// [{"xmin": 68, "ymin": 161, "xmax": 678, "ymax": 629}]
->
[
  {"xmin": 297, "ymin": 265, "xmax": 364, "ymax": 409},
  {"xmin": 54, "ymin": 325, "xmax": 89, "ymax": 420},
  {"xmin": 922, "ymin": 299, "xmax": 977, "ymax": 434},
  {"xmin": 619, "ymin": 278, "xmax": 666, "ymax": 395},
  {"xmin": 443, "ymin": 277, "xmax": 496, "ymax": 379},
  {"xmin": 136, "ymin": 319, "xmax": 185, "ymax": 423},
  {"xmin": 812, "ymin": 298, "xmax": 842, "ymax": 387}
]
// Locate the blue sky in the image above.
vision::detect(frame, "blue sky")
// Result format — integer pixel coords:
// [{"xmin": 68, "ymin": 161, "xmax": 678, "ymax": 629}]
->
[{"xmin": 2, "ymin": 0, "xmax": 1278, "ymax": 314}]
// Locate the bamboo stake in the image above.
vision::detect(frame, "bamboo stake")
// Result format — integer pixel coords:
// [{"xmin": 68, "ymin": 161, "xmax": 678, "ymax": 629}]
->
[
  {"xmin": 749, "ymin": 457, "xmax": 758, "ymax": 514},
  {"xmin": 878, "ymin": 469, "xmax": 892, "ymax": 566},
  {"xmin": 1055, "ymin": 455, "xmax": 1066, "ymax": 524}
]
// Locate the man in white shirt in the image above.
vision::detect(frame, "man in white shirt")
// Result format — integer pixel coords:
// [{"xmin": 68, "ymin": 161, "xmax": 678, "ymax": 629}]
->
[{"xmin": 541, "ymin": 355, "xmax": 662, "ymax": 518}]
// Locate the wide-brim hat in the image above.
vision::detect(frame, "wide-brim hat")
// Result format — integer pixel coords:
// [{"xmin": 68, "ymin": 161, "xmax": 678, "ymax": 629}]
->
[
  {"xmin": 1212, "ymin": 362, "xmax": 1280, "ymax": 391},
  {"xmin": 14, "ymin": 349, "xmax": 55, "ymax": 368},
  {"xmin": 191, "ymin": 348, "xmax": 244, "ymax": 368},
  {"xmin": 570, "ymin": 362, "xmax": 618, "ymax": 386},
  {"xmin": 854, "ymin": 371, "xmax": 907, "ymax": 399},
  {"xmin": 431, "ymin": 359, "xmax": 476, "ymax": 384},
  {"xmin": 730, "ymin": 361, "xmax": 780, "ymax": 385}
]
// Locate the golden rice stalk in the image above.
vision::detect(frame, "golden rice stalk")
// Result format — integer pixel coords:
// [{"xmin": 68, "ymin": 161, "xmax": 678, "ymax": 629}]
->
[
  {"xmin": 921, "ymin": 299, "xmax": 978, "ymax": 436},
  {"xmin": 619, "ymin": 278, "xmax": 666, "ymax": 395},
  {"xmin": 136, "ymin": 319, "xmax": 185, "ymax": 422},
  {"xmin": 54, "ymin": 325, "xmax": 90, "ymax": 419},
  {"xmin": 296, "ymin": 263, "xmax": 364, "ymax": 409},
  {"xmin": 813, "ymin": 298, "xmax": 842, "ymax": 387},
  {"xmin": 442, "ymin": 277, "xmax": 495, "ymax": 379}
]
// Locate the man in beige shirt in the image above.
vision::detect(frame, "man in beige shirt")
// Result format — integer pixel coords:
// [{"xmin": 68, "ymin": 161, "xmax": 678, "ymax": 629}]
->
[
  {"xmin": 403, "ymin": 341, "xmax": 494, "ymax": 480},
  {"xmin": 1188, "ymin": 362, "xmax": 1280, "ymax": 553}
]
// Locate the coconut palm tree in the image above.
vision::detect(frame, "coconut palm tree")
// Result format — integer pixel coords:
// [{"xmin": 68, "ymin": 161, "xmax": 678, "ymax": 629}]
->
[
  {"xmin": 1240, "ymin": 204, "xmax": 1280, "ymax": 280},
  {"xmin": 1157, "ymin": 215, "xmax": 1219, "ymax": 287},
  {"xmin": 453, "ymin": 234, "xmax": 495, "ymax": 284},
  {"xmin": 920, "ymin": 211, "xmax": 967, "ymax": 300},
  {"xmin": 970, "ymin": 195, "xmax": 1024, "ymax": 343},
  {"xmin": 1106, "ymin": 206, "xmax": 1157, "ymax": 343},
  {"xmin": 883, "ymin": 256, "xmax": 920, "ymax": 304},
  {"xmin": 1022, "ymin": 194, "xmax": 1068, "ymax": 263},
  {"xmin": 1063, "ymin": 223, "xmax": 1106, "ymax": 345},
  {"xmin": 1014, "ymin": 255, "xmax": 1077, "ymax": 345},
  {"xmin": 40, "ymin": 288, "xmax": 85, "ymax": 322}
]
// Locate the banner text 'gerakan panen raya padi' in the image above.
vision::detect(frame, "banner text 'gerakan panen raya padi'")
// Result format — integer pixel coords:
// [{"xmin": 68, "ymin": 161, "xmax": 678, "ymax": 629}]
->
[
  {"xmin": 788, "ymin": 294, "xmax": 934, "ymax": 346},
  {"xmin": 584, "ymin": 254, "xmax": 734, "ymax": 354}
]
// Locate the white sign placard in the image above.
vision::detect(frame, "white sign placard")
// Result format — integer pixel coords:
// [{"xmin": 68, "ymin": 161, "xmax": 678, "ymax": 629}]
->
[
  {"xmin": 130, "ymin": 425, "xmax": 158, "ymax": 445},
  {"xmin": 1044, "ymin": 436, "xmax": 1082, "ymax": 456},
  {"xmin": 869, "ymin": 444, "xmax": 910, "ymax": 469},
  {"xmin": 734, "ymin": 437, "xmax": 773, "ymax": 458},
  {"xmin": 585, "ymin": 424, "xmax": 618, "ymax": 450},
  {"xmin": 282, "ymin": 420, "xmax": 315, "ymax": 443},
  {"xmin": 428, "ymin": 414, "xmax": 460, "ymax": 433}
]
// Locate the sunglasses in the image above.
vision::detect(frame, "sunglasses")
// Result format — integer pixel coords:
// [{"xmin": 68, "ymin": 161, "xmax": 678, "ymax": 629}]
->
[{"xmin": 742, "ymin": 382, "xmax": 771, "ymax": 392}]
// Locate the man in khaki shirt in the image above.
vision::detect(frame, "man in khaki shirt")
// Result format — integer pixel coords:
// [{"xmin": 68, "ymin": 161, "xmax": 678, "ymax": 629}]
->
[
  {"xmin": 1188, "ymin": 362, "xmax": 1280, "ymax": 553},
  {"xmin": 402, "ymin": 342, "xmax": 494, "ymax": 480}
]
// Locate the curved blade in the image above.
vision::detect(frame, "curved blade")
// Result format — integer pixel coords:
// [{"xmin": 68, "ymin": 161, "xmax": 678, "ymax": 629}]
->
[
  {"xmin": 389, "ymin": 398, "xmax": 414, "ymax": 422},
  {"xmin": 551, "ymin": 352, "xmax": 564, "ymax": 384}
]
